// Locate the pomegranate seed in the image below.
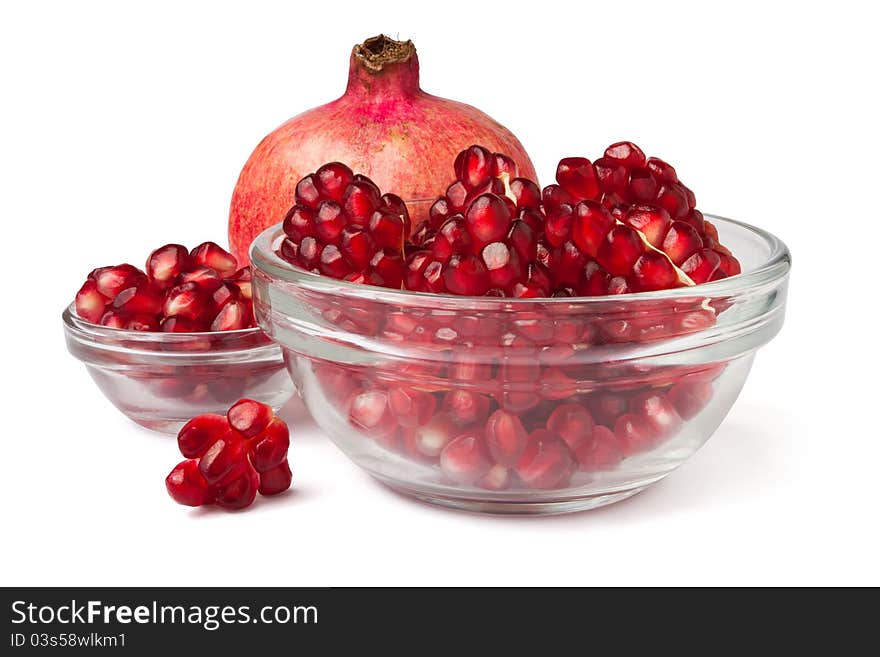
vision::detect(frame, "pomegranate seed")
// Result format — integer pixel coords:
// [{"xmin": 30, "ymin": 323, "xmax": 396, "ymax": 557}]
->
[
  {"xmin": 178, "ymin": 414, "xmax": 230, "ymax": 458},
  {"xmin": 75, "ymin": 279, "xmax": 108, "ymax": 323},
  {"xmin": 295, "ymin": 174, "xmax": 321, "ymax": 208},
  {"xmin": 647, "ymin": 157, "xmax": 678, "ymax": 183},
  {"xmin": 442, "ymin": 390, "xmax": 491, "ymax": 427},
  {"xmin": 548, "ymin": 241, "xmax": 587, "ymax": 286},
  {"xmin": 623, "ymin": 205, "xmax": 671, "ymax": 248},
  {"xmin": 431, "ymin": 216, "xmax": 472, "ymax": 262},
  {"xmin": 443, "ymin": 254, "xmax": 490, "ymax": 296},
  {"xmin": 91, "ymin": 264, "xmax": 147, "ymax": 299},
  {"xmin": 662, "ymin": 221, "xmax": 704, "ymax": 265},
  {"xmin": 258, "ymin": 460, "xmax": 292, "ymax": 496},
  {"xmin": 125, "ymin": 314, "xmax": 159, "ymax": 331},
  {"xmin": 455, "ymin": 145, "xmax": 493, "ymax": 190},
  {"xmin": 161, "ymin": 316, "xmax": 207, "ymax": 332},
  {"xmin": 369, "ymin": 208, "xmax": 406, "ymax": 251},
  {"xmin": 628, "ymin": 167, "xmax": 658, "ymax": 202},
  {"xmin": 342, "ymin": 180, "xmax": 380, "ymax": 225},
  {"xmin": 572, "ymin": 201, "xmax": 614, "ymax": 257},
  {"xmin": 655, "ymin": 183, "xmax": 689, "ymax": 218},
  {"xmin": 388, "ymin": 387, "xmax": 437, "ymax": 428},
  {"xmin": 596, "ymin": 225, "xmax": 645, "ymax": 276},
  {"xmin": 412, "ymin": 413, "xmax": 459, "ymax": 458},
  {"xmin": 614, "ymin": 413, "xmax": 657, "ymax": 456},
  {"xmin": 165, "ymin": 460, "xmax": 211, "ymax": 507},
  {"xmin": 478, "ymin": 464, "xmax": 510, "ymax": 490},
  {"xmin": 146, "ymin": 244, "xmax": 191, "ymax": 289},
  {"xmin": 177, "ymin": 266, "xmax": 224, "ymax": 294},
  {"xmin": 440, "ymin": 431, "xmax": 492, "ymax": 484},
  {"xmin": 210, "ymin": 299, "xmax": 252, "ymax": 331},
  {"xmin": 113, "ymin": 284, "xmax": 163, "ymax": 316},
  {"xmin": 546, "ymin": 403, "xmax": 594, "ymax": 451},
  {"xmin": 515, "ymin": 430, "xmax": 575, "ymax": 489},
  {"xmin": 283, "ymin": 205, "xmax": 317, "ymax": 241},
  {"xmin": 509, "ymin": 178, "xmax": 541, "ymax": 209},
  {"xmin": 190, "ymin": 241, "xmax": 238, "ymax": 278},
  {"xmin": 227, "ymin": 398, "xmax": 273, "ymax": 438},
  {"xmin": 214, "ymin": 463, "xmax": 259, "ymax": 510},
  {"xmin": 99, "ymin": 311, "xmax": 127, "ymax": 328},
  {"xmin": 668, "ymin": 381, "xmax": 713, "ymax": 419},
  {"xmin": 349, "ymin": 390, "xmax": 397, "ymax": 438},
  {"xmin": 604, "ymin": 141, "xmax": 646, "ymax": 167},
  {"xmin": 210, "ymin": 282, "xmax": 239, "ymax": 312},
  {"xmin": 249, "ymin": 417, "xmax": 290, "ymax": 472},
  {"xmin": 573, "ymin": 425, "xmax": 622, "ymax": 471},
  {"xmin": 485, "ymin": 409, "xmax": 529, "ymax": 466},
  {"xmin": 593, "ymin": 157, "xmax": 628, "ymax": 193},
  {"xmin": 315, "ymin": 162, "xmax": 354, "ymax": 202},
  {"xmin": 681, "ymin": 248, "xmax": 721, "ymax": 283},
  {"xmin": 556, "ymin": 157, "xmax": 600, "ymax": 201},
  {"xmin": 630, "ymin": 391, "xmax": 682, "ymax": 438},
  {"xmin": 163, "ymin": 282, "xmax": 209, "ymax": 321},
  {"xmin": 545, "ymin": 203, "xmax": 574, "ymax": 247},
  {"xmin": 198, "ymin": 430, "xmax": 248, "ymax": 486},
  {"xmin": 465, "ymin": 194, "xmax": 511, "ymax": 249},
  {"xmin": 632, "ymin": 250, "xmax": 680, "ymax": 291},
  {"xmin": 590, "ymin": 393, "xmax": 628, "ymax": 426}
]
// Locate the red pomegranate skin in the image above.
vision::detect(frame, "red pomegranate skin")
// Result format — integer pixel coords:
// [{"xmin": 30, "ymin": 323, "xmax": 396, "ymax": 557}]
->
[{"xmin": 228, "ymin": 36, "xmax": 537, "ymax": 264}]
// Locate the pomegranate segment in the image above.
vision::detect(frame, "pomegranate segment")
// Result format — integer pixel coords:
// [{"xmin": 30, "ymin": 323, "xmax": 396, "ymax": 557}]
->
[{"xmin": 166, "ymin": 401, "xmax": 293, "ymax": 511}]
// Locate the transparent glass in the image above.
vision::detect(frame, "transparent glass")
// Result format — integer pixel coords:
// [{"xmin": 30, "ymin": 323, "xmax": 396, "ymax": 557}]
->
[
  {"xmin": 251, "ymin": 215, "xmax": 790, "ymax": 514},
  {"xmin": 63, "ymin": 307, "xmax": 295, "ymax": 434}
]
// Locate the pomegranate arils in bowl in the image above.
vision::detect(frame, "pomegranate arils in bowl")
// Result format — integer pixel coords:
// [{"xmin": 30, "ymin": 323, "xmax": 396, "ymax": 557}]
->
[
  {"xmin": 65, "ymin": 241, "xmax": 294, "ymax": 433},
  {"xmin": 166, "ymin": 400, "xmax": 292, "ymax": 510}
]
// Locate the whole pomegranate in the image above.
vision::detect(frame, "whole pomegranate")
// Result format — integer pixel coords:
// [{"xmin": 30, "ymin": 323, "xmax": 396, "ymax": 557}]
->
[{"xmin": 228, "ymin": 35, "xmax": 536, "ymax": 264}]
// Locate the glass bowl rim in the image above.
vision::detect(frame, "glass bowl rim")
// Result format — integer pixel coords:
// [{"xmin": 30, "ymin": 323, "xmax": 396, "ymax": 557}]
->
[{"xmin": 250, "ymin": 213, "xmax": 790, "ymax": 305}]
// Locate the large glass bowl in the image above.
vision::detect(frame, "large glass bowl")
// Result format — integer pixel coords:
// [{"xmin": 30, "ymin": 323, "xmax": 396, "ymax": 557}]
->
[{"xmin": 250, "ymin": 215, "xmax": 790, "ymax": 514}]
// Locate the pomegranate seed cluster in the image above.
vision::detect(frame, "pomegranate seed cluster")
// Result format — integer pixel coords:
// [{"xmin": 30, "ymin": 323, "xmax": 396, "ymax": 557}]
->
[
  {"xmin": 74, "ymin": 242, "xmax": 256, "ymax": 331},
  {"xmin": 165, "ymin": 399, "xmax": 292, "ymax": 509},
  {"xmin": 321, "ymin": 361, "xmax": 720, "ymax": 491},
  {"xmin": 276, "ymin": 142, "xmax": 740, "ymax": 297}
]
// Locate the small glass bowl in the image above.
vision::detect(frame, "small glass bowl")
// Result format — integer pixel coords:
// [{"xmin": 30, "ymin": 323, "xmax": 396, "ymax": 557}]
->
[
  {"xmin": 63, "ymin": 306, "xmax": 295, "ymax": 434},
  {"xmin": 250, "ymin": 215, "xmax": 790, "ymax": 514}
]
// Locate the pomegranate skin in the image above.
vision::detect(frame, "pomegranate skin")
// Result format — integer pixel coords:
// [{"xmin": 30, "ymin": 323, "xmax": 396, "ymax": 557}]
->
[{"xmin": 229, "ymin": 35, "xmax": 536, "ymax": 264}]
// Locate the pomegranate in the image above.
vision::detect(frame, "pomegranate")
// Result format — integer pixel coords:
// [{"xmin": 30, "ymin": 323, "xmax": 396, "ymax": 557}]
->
[
  {"xmin": 166, "ymin": 399, "xmax": 292, "ymax": 510},
  {"xmin": 229, "ymin": 35, "xmax": 536, "ymax": 264}
]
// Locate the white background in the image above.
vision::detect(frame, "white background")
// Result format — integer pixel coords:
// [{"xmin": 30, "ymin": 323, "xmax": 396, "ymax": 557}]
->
[{"xmin": 2, "ymin": 0, "xmax": 878, "ymax": 586}]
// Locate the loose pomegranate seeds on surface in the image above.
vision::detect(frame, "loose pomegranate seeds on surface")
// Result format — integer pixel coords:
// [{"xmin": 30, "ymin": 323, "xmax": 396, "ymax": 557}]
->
[
  {"xmin": 166, "ymin": 399, "xmax": 292, "ymax": 510},
  {"xmin": 73, "ymin": 242, "xmax": 259, "ymax": 333}
]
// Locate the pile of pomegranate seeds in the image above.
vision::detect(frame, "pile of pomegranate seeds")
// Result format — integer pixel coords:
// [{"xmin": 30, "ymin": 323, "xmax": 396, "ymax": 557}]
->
[
  {"xmin": 277, "ymin": 142, "xmax": 740, "ymax": 296},
  {"xmin": 165, "ymin": 399, "xmax": 292, "ymax": 510},
  {"xmin": 280, "ymin": 162, "xmax": 410, "ymax": 287},
  {"xmin": 323, "ymin": 362, "xmax": 720, "ymax": 491},
  {"xmin": 74, "ymin": 242, "xmax": 257, "ymax": 331}
]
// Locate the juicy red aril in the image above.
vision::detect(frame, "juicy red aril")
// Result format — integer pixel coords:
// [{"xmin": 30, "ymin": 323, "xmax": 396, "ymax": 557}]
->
[
  {"xmin": 113, "ymin": 284, "xmax": 163, "ymax": 316},
  {"xmin": 315, "ymin": 162, "xmax": 354, "ymax": 201},
  {"xmin": 478, "ymin": 464, "xmax": 510, "ymax": 490},
  {"xmin": 388, "ymin": 387, "xmax": 437, "ymax": 428},
  {"xmin": 455, "ymin": 145, "xmax": 493, "ymax": 190},
  {"xmin": 465, "ymin": 193, "xmax": 511, "ymax": 249},
  {"xmin": 572, "ymin": 201, "xmax": 614, "ymax": 257},
  {"xmin": 614, "ymin": 413, "xmax": 657, "ymax": 456},
  {"xmin": 681, "ymin": 248, "xmax": 721, "ymax": 283},
  {"xmin": 99, "ymin": 311, "xmax": 127, "ymax": 328},
  {"xmin": 440, "ymin": 431, "xmax": 492, "ymax": 484},
  {"xmin": 178, "ymin": 413, "xmax": 230, "ymax": 458},
  {"xmin": 165, "ymin": 460, "xmax": 211, "ymax": 507},
  {"xmin": 632, "ymin": 250, "xmax": 680, "ymax": 291},
  {"xmin": 227, "ymin": 398, "xmax": 273, "ymax": 438},
  {"xmin": 623, "ymin": 205, "xmax": 671, "ymax": 248},
  {"xmin": 604, "ymin": 141, "xmax": 646, "ymax": 167},
  {"xmin": 482, "ymin": 242, "xmax": 523, "ymax": 290},
  {"xmin": 442, "ymin": 390, "xmax": 491, "ymax": 427},
  {"xmin": 75, "ymin": 280, "xmax": 108, "ymax": 323},
  {"xmin": 546, "ymin": 403, "xmax": 594, "ymax": 451},
  {"xmin": 343, "ymin": 180, "xmax": 381, "ymax": 225},
  {"xmin": 349, "ymin": 390, "xmax": 397, "ymax": 438},
  {"xmin": 90, "ymin": 264, "xmax": 147, "ymax": 299},
  {"xmin": 161, "ymin": 316, "xmax": 207, "ymax": 332},
  {"xmin": 177, "ymin": 266, "xmax": 224, "ymax": 294},
  {"xmin": 125, "ymin": 314, "xmax": 159, "ymax": 331},
  {"xmin": 249, "ymin": 417, "xmax": 290, "ymax": 471},
  {"xmin": 596, "ymin": 225, "xmax": 645, "ymax": 276},
  {"xmin": 515, "ymin": 430, "xmax": 575, "ymax": 489},
  {"xmin": 412, "ymin": 414, "xmax": 459, "ymax": 458},
  {"xmin": 258, "ymin": 460, "xmax": 293, "ymax": 496},
  {"xmin": 573, "ymin": 425, "xmax": 622, "ymax": 472},
  {"xmin": 556, "ymin": 157, "xmax": 600, "ymax": 201},
  {"xmin": 163, "ymin": 282, "xmax": 209, "ymax": 321},
  {"xmin": 485, "ymin": 409, "xmax": 529, "ymax": 466},
  {"xmin": 668, "ymin": 381, "xmax": 713, "ymax": 419},
  {"xmin": 198, "ymin": 430, "xmax": 248, "ymax": 486},
  {"xmin": 662, "ymin": 221, "xmax": 704, "ymax": 265},
  {"xmin": 210, "ymin": 299, "xmax": 252, "ymax": 331},
  {"xmin": 629, "ymin": 390, "xmax": 682, "ymax": 438},
  {"xmin": 214, "ymin": 463, "xmax": 259, "ymax": 510},
  {"xmin": 146, "ymin": 244, "xmax": 192, "ymax": 289},
  {"xmin": 443, "ymin": 254, "xmax": 490, "ymax": 296},
  {"xmin": 191, "ymin": 241, "xmax": 238, "ymax": 278}
]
